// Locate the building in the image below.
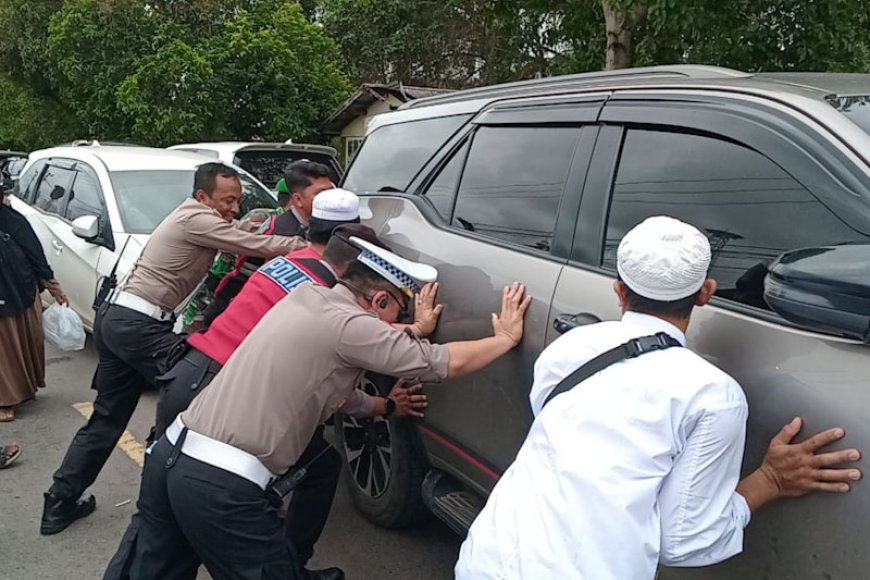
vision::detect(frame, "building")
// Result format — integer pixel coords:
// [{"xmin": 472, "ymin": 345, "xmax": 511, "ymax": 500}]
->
[{"xmin": 321, "ymin": 83, "xmax": 453, "ymax": 165}]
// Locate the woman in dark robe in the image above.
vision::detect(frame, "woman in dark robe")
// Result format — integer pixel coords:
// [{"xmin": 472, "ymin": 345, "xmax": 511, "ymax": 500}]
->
[{"xmin": 0, "ymin": 183, "xmax": 67, "ymax": 422}]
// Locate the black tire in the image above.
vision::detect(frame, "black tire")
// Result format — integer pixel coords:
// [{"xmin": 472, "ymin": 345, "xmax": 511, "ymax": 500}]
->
[{"xmin": 333, "ymin": 372, "xmax": 431, "ymax": 529}]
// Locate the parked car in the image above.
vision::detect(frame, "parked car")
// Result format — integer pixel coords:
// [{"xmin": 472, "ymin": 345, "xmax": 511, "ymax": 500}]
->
[
  {"xmin": 9, "ymin": 145, "xmax": 278, "ymax": 330},
  {"xmin": 167, "ymin": 141, "xmax": 343, "ymax": 190},
  {"xmin": 339, "ymin": 65, "xmax": 870, "ymax": 579},
  {"xmin": 0, "ymin": 150, "xmax": 27, "ymax": 180}
]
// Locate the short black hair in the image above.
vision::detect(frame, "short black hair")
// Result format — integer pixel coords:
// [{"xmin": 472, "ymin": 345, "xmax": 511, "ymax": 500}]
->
[
  {"xmin": 192, "ymin": 162, "xmax": 239, "ymax": 197},
  {"xmin": 341, "ymin": 261, "xmax": 396, "ymax": 295},
  {"xmin": 308, "ymin": 215, "xmax": 360, "ymax": 244},
  {"xmin": 620, "ymin": 277, "xmax": 699, "ymax": 319},
  {"xmin": 277, "ymin": 192, "xmax": 291, "ymax": 206},
  {"xmin": 284, "ymin": 160, "xmax": 332, "ymax": 195}
]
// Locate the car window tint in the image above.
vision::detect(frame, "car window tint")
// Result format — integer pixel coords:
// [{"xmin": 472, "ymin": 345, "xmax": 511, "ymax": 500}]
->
[
  {"xmin": 604, "ymin": 129, "xmax": 869, "ymax": 308},
  {"xmin": 34, "ymin": 165, "xmax": 76, "ymax": 217},
  {"xmin": 451, "ymin": 126, "xmax": 578, "ymax": 252},
  {"xmin": 421, "ymin": 141, "xmax": 469, "ymax": 220},
  {"xmin": 67, "ymin": 168, "xmax": 104, "ymax": 222},
  {"xmin": 238, "ymin": 173, "xmax": 279, "ymax": 216},
  {"xmin": 16, "ymin": 159, "xmax": 45, "ymax": 203},
  {"xmin": 343, "ymin": 115, "xmax": 471, "ymax": 194},
  {"xmin": 234, "ymin": 150, "xmax": 340, "ymax": 189}
]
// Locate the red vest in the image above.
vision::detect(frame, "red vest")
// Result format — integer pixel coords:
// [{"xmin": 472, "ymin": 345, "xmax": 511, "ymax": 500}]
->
[{"xmin": 188, "ymin": 248, "xmax": 333, "ymax": 365}]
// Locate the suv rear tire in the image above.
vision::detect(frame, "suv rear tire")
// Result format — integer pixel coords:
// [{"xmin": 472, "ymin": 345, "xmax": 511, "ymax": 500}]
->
[{"xmin": 333, "ymin": 373, "xmax": 431, "ymax": 528}]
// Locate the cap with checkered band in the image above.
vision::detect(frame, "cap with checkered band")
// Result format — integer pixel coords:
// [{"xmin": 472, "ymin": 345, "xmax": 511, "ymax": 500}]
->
[{"xmin": 348, "ymin": 236, "xmax": 437, "ymax": 298}]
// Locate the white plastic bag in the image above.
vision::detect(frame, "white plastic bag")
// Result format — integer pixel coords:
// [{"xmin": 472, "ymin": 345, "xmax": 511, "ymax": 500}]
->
[{"xmin": 43, "ymin": 303, "xmax": 86, "ymax": 351}]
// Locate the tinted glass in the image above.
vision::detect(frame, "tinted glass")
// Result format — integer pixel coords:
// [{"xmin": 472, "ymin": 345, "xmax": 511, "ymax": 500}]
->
[
  {"xmin": 34, "ymin": 165, "xmax": 76, "ymax": 216},
  {"xmin": 422, "ymin": 141, "xmax": 469, "ymax": 219},
  {"xmin": 111, "ymin": 170, "xmax": 277, "ymax": 234},
  {"xmin": 343, "ymin": 115, "xmax": 471, "ymax": 194},
  {"xmin": 828, "ymin": 95, "xmax": 870, "ymax": 136},
  {"xmin": 451, "ymin": 126, "xmax": 578, "ymax": 251},
  {"xmin": 234, "ymin": 150, "xmax": 340, "ymax": 189},
  {"xmin": 16, "ymin": 159, "xmax": 46, "ymax": 203},
  {"xmin": 604, "ymin": 129, "xmax": 868, "ymax": 307},
  {"xmin": 67, "ymin": 168, "xmax": 104, "ymax": 221}
]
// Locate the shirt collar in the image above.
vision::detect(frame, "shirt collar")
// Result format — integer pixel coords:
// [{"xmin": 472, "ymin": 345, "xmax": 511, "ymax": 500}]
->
[
  {"xmin": 621, "ymin": 311, "xmax": 687, "ymax": 346},
  {"xmin": 290, "ymin": 207, "xmax": 308, "ymax": 226}
]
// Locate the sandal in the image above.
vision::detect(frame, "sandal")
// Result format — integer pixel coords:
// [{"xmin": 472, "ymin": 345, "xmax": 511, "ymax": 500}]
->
[
  {"xmin": 0, "ymin": 407, "xmax": 13, "ymax": 422},
  {"xmin": 0, "ymin": 444, "xmax": 21, "ymax": 469}
]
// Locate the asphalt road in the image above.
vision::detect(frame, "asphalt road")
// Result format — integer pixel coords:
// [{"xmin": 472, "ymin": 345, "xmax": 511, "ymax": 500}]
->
[{"xmin": 0, "ymin": 339, "xmax": 461, "ymax": 580}]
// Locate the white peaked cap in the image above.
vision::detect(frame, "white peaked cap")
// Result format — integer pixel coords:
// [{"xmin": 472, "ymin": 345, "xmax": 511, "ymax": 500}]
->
[
  {"xmin": 349, "ymin": 236, "xmax": 438, "ymax": 298},
  {"xmin": 311, "ymin": 188, "xmax": 360, "ymax": 222},
  {"xmin": 617, "ymin": 216, "xmax": 711, "ymax": 301}
]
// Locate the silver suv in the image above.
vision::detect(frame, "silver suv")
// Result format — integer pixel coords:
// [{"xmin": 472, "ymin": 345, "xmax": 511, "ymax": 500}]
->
[{"xmin": 337, "ymin": 65, "xmax": 870, "ymax": 579}]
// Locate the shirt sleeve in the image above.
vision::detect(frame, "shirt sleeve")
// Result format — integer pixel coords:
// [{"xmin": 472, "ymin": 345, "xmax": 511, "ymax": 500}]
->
[
  {"xmin": 338, "ymin": 388, "xmax": 376, "ymax": 418},
  {"xmin": 337, "ymin": 315, "xmax": 450, "ymax": 384},
  {"xmin": 183, "ymin": 210, "xmax": 307, "ymax": 258},
  {"xmin": 658, "ymin": 393, "xmax": 751, "ymax": 567}
]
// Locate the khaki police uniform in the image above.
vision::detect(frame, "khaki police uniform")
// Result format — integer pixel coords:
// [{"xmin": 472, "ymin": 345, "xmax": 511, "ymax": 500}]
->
[
  {"xmin": 130, "ymin": 280, "xmax": 448, "ymax": 579},
  {"xmin": 44, "ymin": 198, "xmax": 306, "ymax": 535}
]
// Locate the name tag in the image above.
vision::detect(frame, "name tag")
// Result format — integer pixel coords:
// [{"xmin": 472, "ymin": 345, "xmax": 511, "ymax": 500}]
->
[{"xmin": 258, "ymin": 256, "xmax": 316, "ymax": 294}]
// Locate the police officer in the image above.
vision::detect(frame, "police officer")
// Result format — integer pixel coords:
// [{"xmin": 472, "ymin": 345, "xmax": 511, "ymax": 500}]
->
[
  {"xmin": 129, "ymin": 240, "xmax": 530, "ymax": 579},
  {"xmin": 455, "ymin": 216, "xmax": 862, "ymax": 580},
  {"xmin": 203, "ymin": 160, "xmax": 335, "ymax": 325},
  {"xmin": 41, "ymin": 162, "xmax": 308, "ymax": 536}
]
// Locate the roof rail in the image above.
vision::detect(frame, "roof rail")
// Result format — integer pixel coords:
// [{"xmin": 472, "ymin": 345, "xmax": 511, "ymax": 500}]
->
[
  {"xmin": 71, "ymin": 139, "xmax": 101, "ymax": 147},
  {"xmin": 404, "ymin": 64, "xmax": 748, "ymax": 109}
]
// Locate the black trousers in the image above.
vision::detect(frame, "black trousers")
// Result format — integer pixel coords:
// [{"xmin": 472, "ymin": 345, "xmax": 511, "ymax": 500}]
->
[
  {"xmin": 131, "ymin": 437, "xmax": 304, "ymax": 580},
  {"xmin": 104, "ymin": 350, "xmax": 341, "ymax": 579},
  {"xmin": 49, "ymin": 302, "xmax": 181, "ymax": 501}
]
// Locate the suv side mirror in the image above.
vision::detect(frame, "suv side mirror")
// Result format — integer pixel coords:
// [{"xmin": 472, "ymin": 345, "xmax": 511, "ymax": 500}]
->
[
  {"xmin": 72, "ymin": 214, "xmax": 100, "ymax": 241},
  {"xmin": 764, "ymin": 245, "xmax": 870, "ymax": 343}
]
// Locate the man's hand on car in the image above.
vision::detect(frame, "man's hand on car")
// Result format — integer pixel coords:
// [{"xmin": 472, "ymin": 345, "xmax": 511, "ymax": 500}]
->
[
  {"xmin": 491, "ymin": 282, "xmax": 532, "ymax": 347},
  {"xmin": 410, "ymin": 282, "xmax": 444, "ymax": 338},
  {"xmin": 389, "ymin": 379, "xmax": 428, "ymax": 418},
  {"xmin": 737, "ymin": 417, "xmax": 862, "ymax": 512}
]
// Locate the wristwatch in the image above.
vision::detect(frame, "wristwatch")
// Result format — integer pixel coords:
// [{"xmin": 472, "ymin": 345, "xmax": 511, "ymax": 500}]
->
[{"xmin": 383, "ymin": 396, "xmax": 397, "ymax": 417}]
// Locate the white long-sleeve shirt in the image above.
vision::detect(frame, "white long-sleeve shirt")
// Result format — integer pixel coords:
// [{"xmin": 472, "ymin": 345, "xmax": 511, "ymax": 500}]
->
[{"xmin": 455, "ymin": 311, "xmax": 751, "ymax": 580}]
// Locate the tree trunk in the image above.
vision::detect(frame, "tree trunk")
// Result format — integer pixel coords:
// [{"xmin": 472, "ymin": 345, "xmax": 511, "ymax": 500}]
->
[{"xmin": 602, "ymin": 1, "xmax": 649, "ymax": 70}]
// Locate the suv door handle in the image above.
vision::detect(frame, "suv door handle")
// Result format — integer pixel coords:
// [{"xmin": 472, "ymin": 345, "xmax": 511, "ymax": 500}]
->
[
  {"xmin": 51, "ymin": 240, "xmax": 63, "ymax": 253},
  {"xmin": 554, "ymin": 312, "xmax": 601, "ymax": 334}
]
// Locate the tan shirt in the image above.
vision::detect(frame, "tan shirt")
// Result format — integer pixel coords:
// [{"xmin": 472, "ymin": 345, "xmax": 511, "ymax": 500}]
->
[
  {"xmin": 123, "ymin": 198, "xmax": 307, "ymax": 311},
  {"xmin": 181, "ymin": 284, "xmax": 450, "ymax": 474}
]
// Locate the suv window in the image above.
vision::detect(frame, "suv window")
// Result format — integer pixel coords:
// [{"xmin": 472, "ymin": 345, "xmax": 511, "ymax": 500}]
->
[
  {"xmin": 422, "ymin": 141, "xmax": 469, "ymax": 219},
  {"xmin": 34, "ymin": 165, "xmax": 77, "ymax": 217},
  {"xmin": 451, "ymin": 126, "xmax": 579, "ymax": 252},
  {"xmin": 343, "ymin": 115, "xmax": 471, "ymax": 194},
  {"xmin": 604, "ymin": 129, "xmax": 869, "ymax": 308},
  {"xmin": 67, "ymin": 166, "xmax": 105, "ymax": 222}
]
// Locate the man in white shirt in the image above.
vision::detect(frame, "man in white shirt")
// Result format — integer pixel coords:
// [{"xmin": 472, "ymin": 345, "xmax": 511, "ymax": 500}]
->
[{"xmin": 455, "ymin": 216, "xmax": 862, "ymax": 580}]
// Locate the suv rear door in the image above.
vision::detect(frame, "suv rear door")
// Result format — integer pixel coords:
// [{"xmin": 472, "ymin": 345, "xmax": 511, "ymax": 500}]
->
[
  {"xmin": 553, "ymin": 91, "xmax": 870, "ymax": 579},
  {"xmin": 366, "ymin": 96, "xmax": 604, "ymax": 493}
]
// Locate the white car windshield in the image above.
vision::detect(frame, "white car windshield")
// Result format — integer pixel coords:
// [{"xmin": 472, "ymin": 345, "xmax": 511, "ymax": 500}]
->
[{"xmin": 110, "ymin": 170, "xmax": 278, "ymax": 234}]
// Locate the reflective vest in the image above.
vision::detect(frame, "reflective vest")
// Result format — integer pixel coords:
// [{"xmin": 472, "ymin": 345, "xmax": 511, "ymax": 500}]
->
[{"xmin": 188, "ymin": 249, "xmax": 335, "ymax": 365}]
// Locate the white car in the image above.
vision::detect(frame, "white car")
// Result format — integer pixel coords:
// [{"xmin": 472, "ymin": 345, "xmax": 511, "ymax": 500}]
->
[
  {"xmin": 167, "ymin": 141, "xmax": 342, "ymax": 190},
  {"xmin": 9, "ymin": 145, "xmax": 279, "ymax": 330}
]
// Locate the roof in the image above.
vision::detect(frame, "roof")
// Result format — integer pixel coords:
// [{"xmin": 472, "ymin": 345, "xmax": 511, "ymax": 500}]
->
[
  {"xmin": 29, "ymin": 145, "xmax": 216, "ymax": 172},
  {"xmin": 403, "ymin": 65, "xmax": 870, "ymax": 111},
  {"xmin": 321, "ymin": 83, "xmax": 454, "ymax": 135}
]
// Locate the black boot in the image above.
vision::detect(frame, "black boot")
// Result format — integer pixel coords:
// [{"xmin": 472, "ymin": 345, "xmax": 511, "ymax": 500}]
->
[
  {"xmin": 40, "ymin": 492, "xmax": 96, "ymax": 535},
  {"xmin": 301, "ymin": 567, "xmax": 345, "ymax": 580}
]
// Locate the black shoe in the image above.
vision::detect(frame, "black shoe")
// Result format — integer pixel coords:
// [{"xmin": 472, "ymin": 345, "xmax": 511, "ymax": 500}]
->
[
  {"xmin": 40, "ymin": 492, "xmax": 96, "ymax": 535},
  {"xmin": 301, "ymin": 567, "xmax": 345, "ymax": 580}
]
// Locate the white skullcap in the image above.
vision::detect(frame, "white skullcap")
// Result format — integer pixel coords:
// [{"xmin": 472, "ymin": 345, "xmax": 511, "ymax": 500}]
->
[
  {"xmin": 349, "ymin": 236, "xmax": 438, "ymax": 298},
  {"xmin": 311, "ymin": 188, "xmax": 360, "ymax": 222},
  {"xmin": 617, "ymin": 216, "xmax": 711, "ymax": 301}
]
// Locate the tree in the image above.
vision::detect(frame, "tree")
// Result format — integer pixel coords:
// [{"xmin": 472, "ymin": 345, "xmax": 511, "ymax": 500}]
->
[{"xmin": 601, "ymin": 0, "xmax": 648, "ymax": 70}]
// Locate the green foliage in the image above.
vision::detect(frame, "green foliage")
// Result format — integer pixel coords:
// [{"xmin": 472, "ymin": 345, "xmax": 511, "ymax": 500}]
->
[{"xmin": 0, "ymin": 71, "xmax": 83, "ymax": 150}]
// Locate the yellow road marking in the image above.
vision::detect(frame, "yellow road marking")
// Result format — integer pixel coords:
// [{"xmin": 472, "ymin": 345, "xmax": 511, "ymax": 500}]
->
[{"xmin": 72, "ymin": 402, "xmax": 145, "ymax": 468}]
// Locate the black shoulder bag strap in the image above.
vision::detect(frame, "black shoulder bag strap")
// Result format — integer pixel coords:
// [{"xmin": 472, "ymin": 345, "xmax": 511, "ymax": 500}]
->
[
  {"xmin": 93, "ymin": 235, "xmax": 133, "ymax": 311},
  {"xmin": 542, "ymin": 332, "xmax": 682, "ymax": 409}
]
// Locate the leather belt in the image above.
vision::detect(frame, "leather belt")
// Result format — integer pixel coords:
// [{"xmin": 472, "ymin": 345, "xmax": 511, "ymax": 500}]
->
[
  {"xmin": 110, "ymin": 291, "xmax": 175, "ymax": 322},
  {"xmin": 165, "ymin": 417, "xmax": 276, "ymax": 490}
]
